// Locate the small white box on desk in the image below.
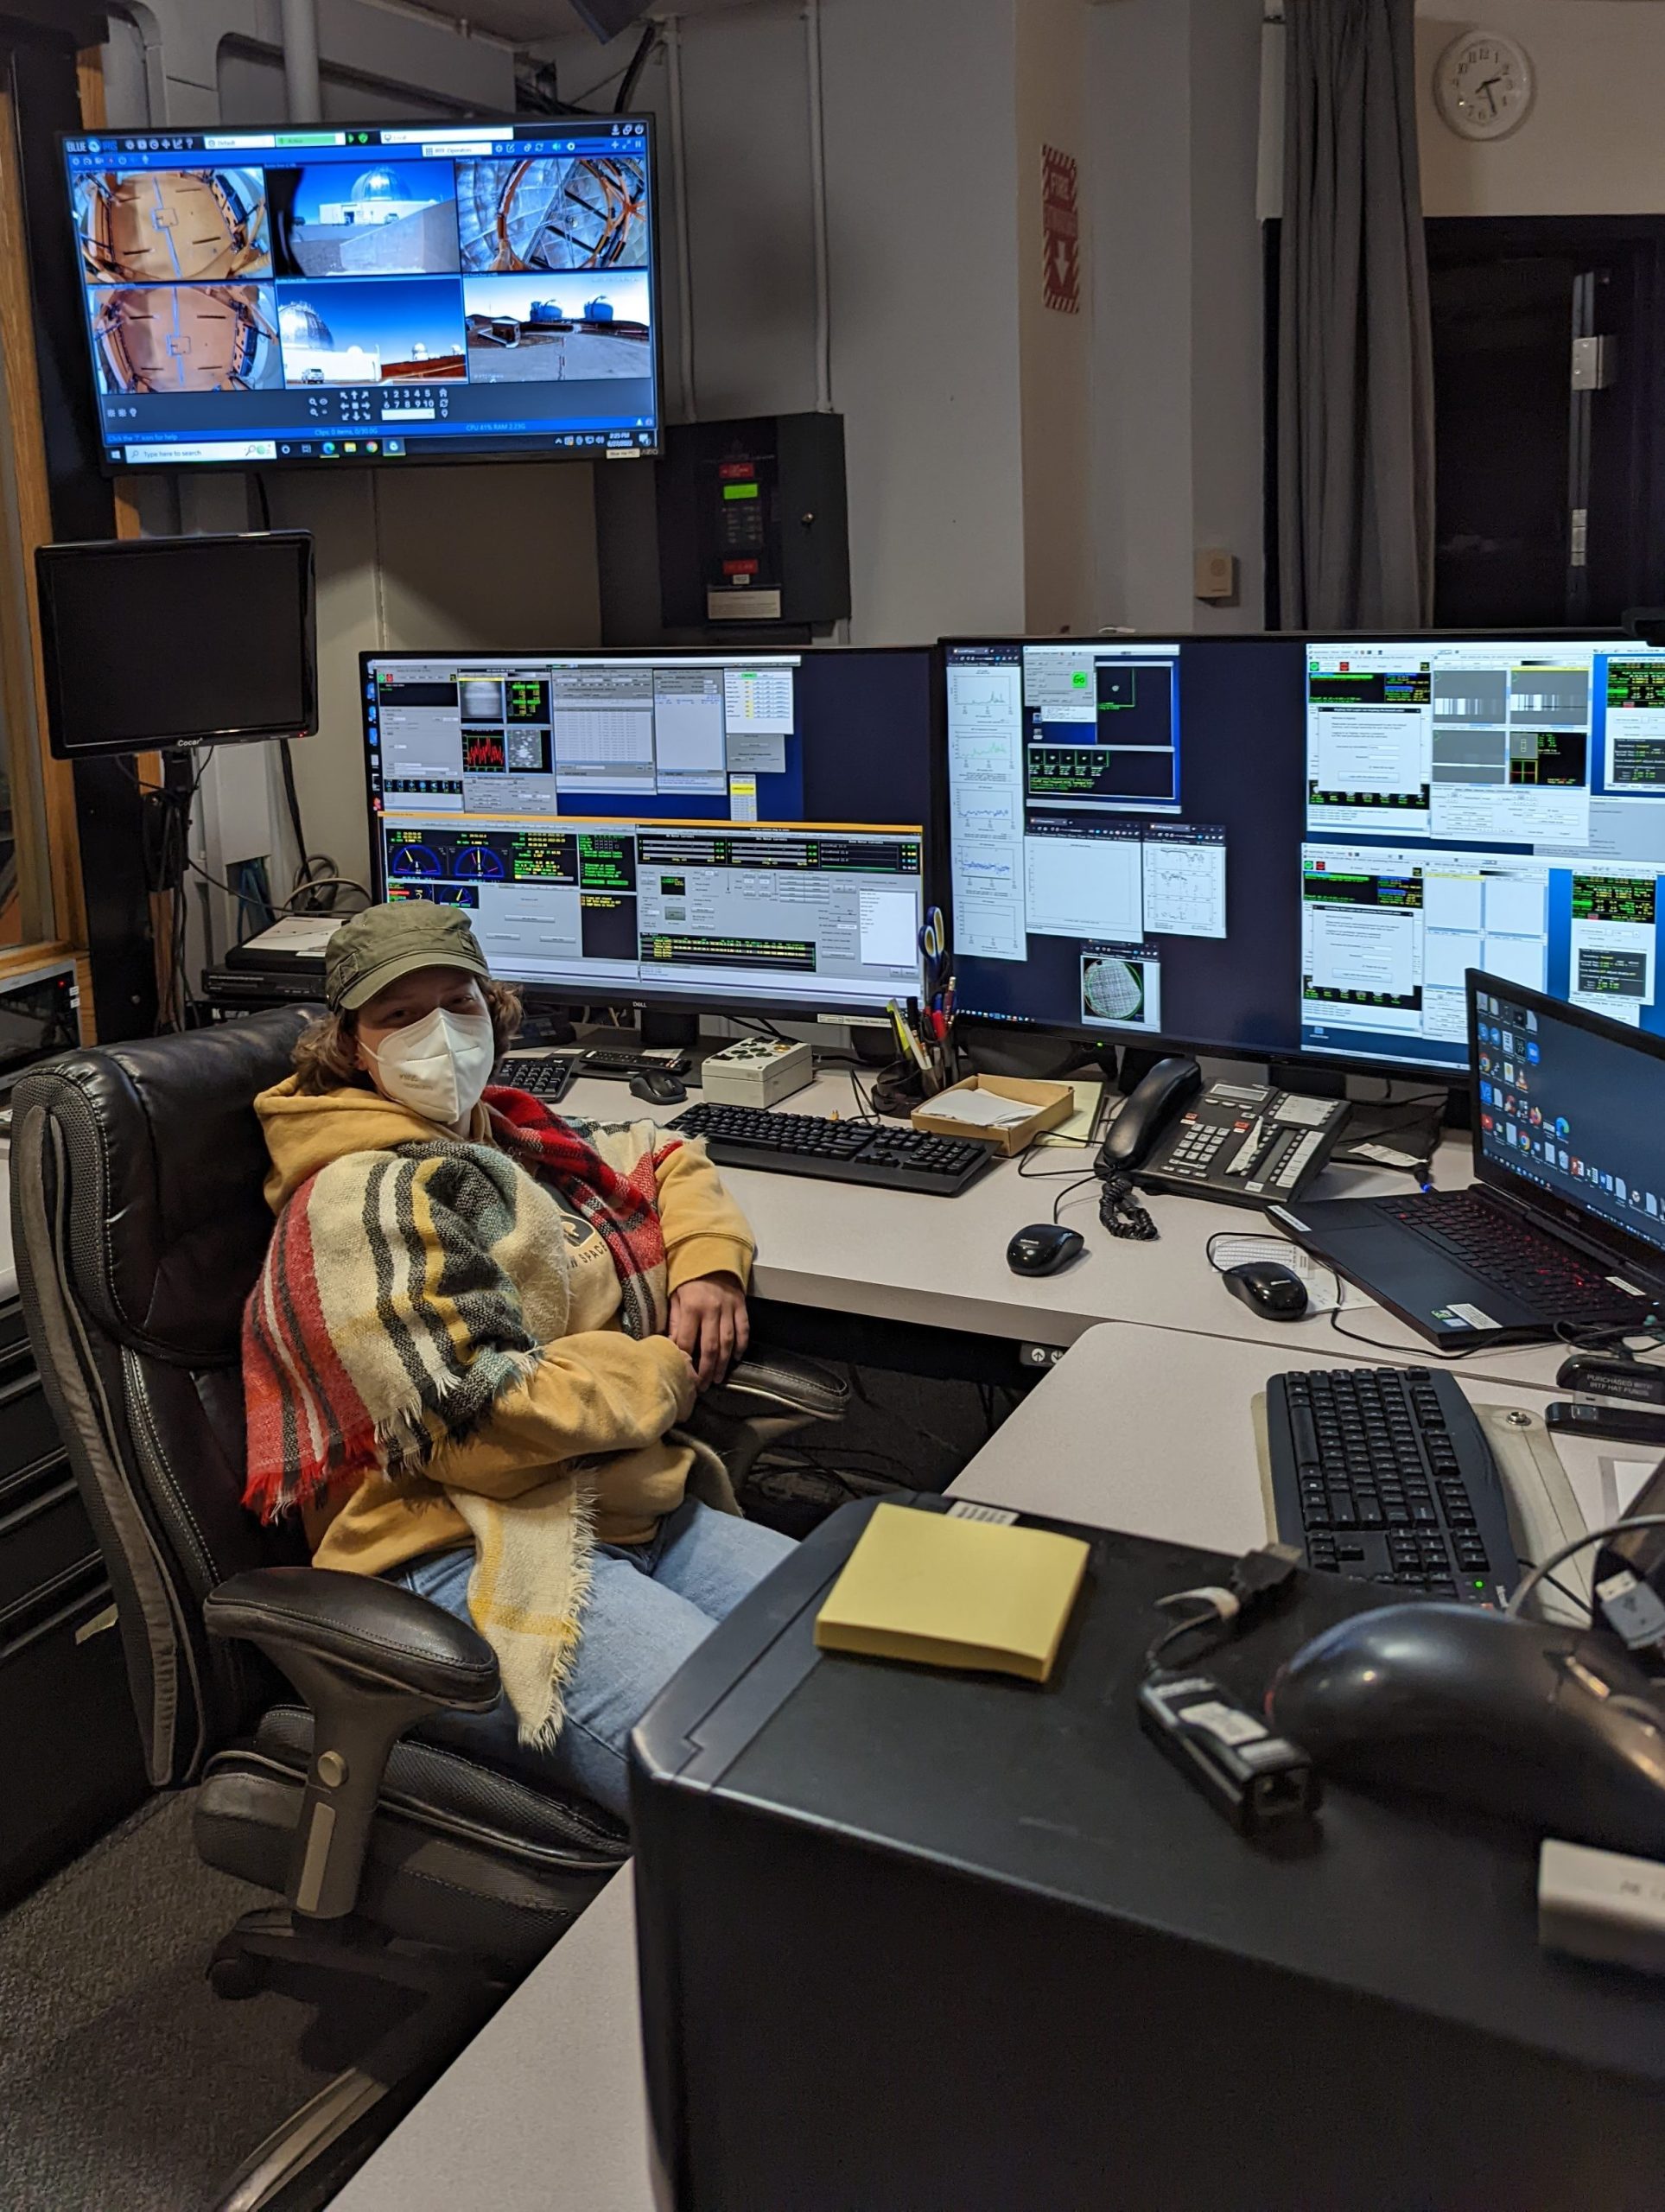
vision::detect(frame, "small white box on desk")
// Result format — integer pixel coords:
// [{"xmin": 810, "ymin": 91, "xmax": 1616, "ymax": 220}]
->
[{"xmin": 700, "ymin": 1036, "xmax": 814, "ymax": 1108}]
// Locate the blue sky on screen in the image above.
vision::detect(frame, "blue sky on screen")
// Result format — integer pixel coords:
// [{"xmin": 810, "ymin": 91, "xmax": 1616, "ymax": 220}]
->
[
  {"xmin": 276, "ymin": 276, "xmax": 465, "ymax": 359},
  {"xmin": 289, "ymin": 162, "xmax": 455, "ymax": 229},
  {"xmin": 460, "ymin": 270, "xmax": 651, "ymax": 326}
]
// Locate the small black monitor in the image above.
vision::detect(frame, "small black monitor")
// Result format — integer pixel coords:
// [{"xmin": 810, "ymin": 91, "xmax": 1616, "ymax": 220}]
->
[{"xmin": 35, "ymin": 531, "xmax": 317, "ymax": 758}]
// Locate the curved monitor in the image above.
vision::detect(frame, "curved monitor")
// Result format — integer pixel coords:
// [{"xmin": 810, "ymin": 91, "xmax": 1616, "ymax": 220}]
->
[{"xmin": 60, "ymin": 119, "xmax": 660, "ymax": 472}]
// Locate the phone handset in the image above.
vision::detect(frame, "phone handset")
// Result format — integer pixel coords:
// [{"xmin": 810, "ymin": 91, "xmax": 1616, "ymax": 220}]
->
[{"xmin": 1094, "ymin": 1056, "xmax": 1204, "ymax": 1178}]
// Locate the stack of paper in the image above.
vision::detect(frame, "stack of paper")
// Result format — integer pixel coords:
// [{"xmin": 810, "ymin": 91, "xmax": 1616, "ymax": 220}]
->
[{"xmin": 815, "ymin": 1503, "xmax": 1090, "ymax": 1682}]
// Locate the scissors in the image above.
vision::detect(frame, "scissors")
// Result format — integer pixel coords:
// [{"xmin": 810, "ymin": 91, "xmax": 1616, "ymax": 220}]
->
[{"xmin": 918, "ymin": 906, "xmax": 946, "ymax": 993}]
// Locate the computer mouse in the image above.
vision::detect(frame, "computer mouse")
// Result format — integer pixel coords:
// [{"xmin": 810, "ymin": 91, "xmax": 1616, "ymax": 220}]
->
[
  {"xmin": 1222, "ymin": 1261, "xmax": 1309, "ymax": 1320},
  {"xmin": 629, "ymin": 1068, "xmax": 688, "ymax": 1106},
  {"xmin": 1269, "ymin": 1602, "xmax": 1665, "ymax": 1855},
  {"xmin": 1007, "ymin": 1224, "xmax": 1085, "ymax": 1277}
]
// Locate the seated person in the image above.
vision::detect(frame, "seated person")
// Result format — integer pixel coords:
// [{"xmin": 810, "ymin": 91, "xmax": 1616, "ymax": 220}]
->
[{"xmin": 242, "ymin": 901, "xmax": 794, "ymax": 1819}]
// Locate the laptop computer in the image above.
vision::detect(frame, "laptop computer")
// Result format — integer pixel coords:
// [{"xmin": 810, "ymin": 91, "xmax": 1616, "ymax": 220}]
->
[{"xmin": 1269, "ymin": 970, "xmax": 1665, "ymax": 1350}]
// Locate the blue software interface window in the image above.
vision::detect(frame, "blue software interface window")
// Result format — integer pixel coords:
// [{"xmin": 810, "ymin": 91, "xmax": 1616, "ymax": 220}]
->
[
  {"xmin": 60, "ymin": 120, "xmax": 658, "ymax": 468},
  {"xmin": 364, "ymin": 649, "xmax": 931, "ymax": 1012},
  {"xmin": 1301, "ymin": 638, "xmax": 1665, "ymax": 1071}
]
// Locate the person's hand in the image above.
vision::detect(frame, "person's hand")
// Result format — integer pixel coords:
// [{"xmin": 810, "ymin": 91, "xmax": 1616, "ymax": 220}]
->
[{"xmin": 668, "ymin": 1272, "xmax": 749, "ymax": 1391}]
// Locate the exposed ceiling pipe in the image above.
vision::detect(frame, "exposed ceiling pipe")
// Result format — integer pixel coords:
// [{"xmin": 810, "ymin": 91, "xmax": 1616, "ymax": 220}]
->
[
  {"xmin": 663, "ymin": 14, "xmax": 697, "ymax": 422},
  {"xmin": 282, "ymin": 0, "xmax": 324, "ymax": 124},
  {"xmin": 803, "ymin": 0, "xmax": 832, "ymax": 414}
]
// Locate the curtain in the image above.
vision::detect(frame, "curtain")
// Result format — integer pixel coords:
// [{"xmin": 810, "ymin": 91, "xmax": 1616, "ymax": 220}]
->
[{"xmin": 1277, "ymin": 0, "xmax": 1434, "ymax": 629}]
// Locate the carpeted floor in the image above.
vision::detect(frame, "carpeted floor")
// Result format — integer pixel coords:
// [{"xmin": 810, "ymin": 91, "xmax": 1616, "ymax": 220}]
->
[
  {"xmin": 0, "ymin": 1365, "xmax": 1006, "ymax": 2209},
  {"xmin": 0, "ymin": 1791, "xmax": 405, "ymax": 2212}
]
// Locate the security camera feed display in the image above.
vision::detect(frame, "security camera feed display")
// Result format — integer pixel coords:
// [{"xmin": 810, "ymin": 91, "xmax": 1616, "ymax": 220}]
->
[
  {"xmin": 63, "ymin": 119, "xmax": 660, "ymax": 468},
  {"xmin": 456, "ymin": 155, "xmax": 648, "ymax": 272},
  {"xmin": 461, "ymin": 272, "xmax": 651, "ymax": 384}
]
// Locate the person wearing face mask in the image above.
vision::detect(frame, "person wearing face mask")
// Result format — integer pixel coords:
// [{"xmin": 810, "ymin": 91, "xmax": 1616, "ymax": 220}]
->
[{"xmin": 241, "ymin": 901, "xmax": 794, "ymax": 1820}]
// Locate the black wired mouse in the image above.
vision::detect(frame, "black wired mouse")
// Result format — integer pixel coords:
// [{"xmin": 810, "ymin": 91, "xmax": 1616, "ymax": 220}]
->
[
  {"xmin": 629, "ymin": 1069, "xmax": 688, "ymax": 1106},
  {"xmin": 1271, "ymin": 1604, "xmax": 1665, "ymax": 1855},
  {"xmin": 1222, "ymin": 1260, "xmax": 1308, "ymax": 1320},
  {"xmin": 1007, "ymin": 1224, "xmax": 1085, "ymax": 1277}
]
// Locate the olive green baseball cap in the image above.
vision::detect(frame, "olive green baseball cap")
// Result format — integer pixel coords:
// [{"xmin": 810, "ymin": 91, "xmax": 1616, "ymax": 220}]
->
[{"xmin": 324, "ymin": 900, "xmax": 493, "ymax": 1014}]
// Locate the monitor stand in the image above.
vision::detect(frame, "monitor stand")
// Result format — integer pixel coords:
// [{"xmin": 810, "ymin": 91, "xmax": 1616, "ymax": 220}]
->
[
  {"xmin": 639, "ymin": 1005, "xmax": 701, "ymax": 1052},
  {"xmin": 1268, "ymin": 1059, "xmax": 1346, "ymax": 1102}
]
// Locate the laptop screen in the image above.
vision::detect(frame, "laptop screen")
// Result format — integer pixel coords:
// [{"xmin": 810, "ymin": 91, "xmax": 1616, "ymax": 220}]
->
[{"xmin": 1471, "ymin": 972, "xmax": 1665, "ymax": 1281}]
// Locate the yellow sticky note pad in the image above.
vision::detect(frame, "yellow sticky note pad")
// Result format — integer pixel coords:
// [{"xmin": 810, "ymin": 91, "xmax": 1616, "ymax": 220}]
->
[{"xmin": 815, "ymin": 1503, "xmax": 1090, "ymax": 1683}]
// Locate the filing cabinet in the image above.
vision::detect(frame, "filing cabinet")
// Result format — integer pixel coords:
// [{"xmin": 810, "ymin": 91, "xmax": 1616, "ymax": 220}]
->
[{"xmin": 0, "ymin": 1297, "xmax": 146, "ymax": 1901}]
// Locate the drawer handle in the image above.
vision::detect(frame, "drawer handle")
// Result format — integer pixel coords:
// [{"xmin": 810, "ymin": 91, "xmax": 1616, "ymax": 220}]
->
[
  {"xmin": 0, "ymin": 1367, "xmax": 42, "ymax": 1412},
  {"xmin": 75, "ymin": 1602, "xmax": 118, "ymax": 1645}
]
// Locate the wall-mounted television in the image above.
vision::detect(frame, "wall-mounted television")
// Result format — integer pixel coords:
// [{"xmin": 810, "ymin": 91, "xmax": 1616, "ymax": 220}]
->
[{"xmin": 59, "ymin": 118, "xmax": 660, "ymax": 473}]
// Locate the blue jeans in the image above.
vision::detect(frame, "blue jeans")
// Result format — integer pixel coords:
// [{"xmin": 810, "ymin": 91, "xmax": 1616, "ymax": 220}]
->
[{"xmin": 384, "ymin": 1499, "xmax": 797, "ymax": 1821}]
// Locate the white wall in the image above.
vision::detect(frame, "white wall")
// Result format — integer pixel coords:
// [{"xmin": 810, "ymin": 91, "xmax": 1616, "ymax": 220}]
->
[
  {"xmin": 1089, "ymin": 0, "xmax": 1265, "ymax": 634},
  {"xmin": 1417, "ymin": 0, "xmax": 1665, "ymax": 217},
  {"xmin": 1016, "ymin": 0, "xmax": 1096, "ymax": 634},
  {"xmin": 819, "ymin": 0, "xmax": 1028, "ymax": 640},
  {"xmin": 603, "ymin": 0, "xmax": 1032, "ymax": 643}
]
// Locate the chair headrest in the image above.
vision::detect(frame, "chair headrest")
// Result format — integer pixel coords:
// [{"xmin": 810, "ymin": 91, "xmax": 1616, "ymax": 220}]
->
[{"xmin": 13, "ymin": 1007, "xmax": 315, "ymax": 1366}]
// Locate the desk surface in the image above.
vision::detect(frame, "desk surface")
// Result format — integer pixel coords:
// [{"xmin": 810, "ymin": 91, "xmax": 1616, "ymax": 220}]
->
[
  {"xmin": 330, "ymin": 1320, "xmax": 1567, "ymax": 2212},
  {"xmin": 562, "ymin": 1069, "xmax": 1572, "ymax": 1390}
]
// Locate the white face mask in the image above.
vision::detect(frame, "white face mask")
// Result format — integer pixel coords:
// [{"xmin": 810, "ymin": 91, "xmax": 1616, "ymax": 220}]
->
[{"xmin": 364, "ymin": 1006, "xmax": 495, "ymax": 1128}]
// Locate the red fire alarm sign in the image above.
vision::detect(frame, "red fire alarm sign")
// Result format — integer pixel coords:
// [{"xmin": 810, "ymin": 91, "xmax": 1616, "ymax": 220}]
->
[{"xmin": 1041, "ymin": 145, "xmax": 1079, "ymax": 314}]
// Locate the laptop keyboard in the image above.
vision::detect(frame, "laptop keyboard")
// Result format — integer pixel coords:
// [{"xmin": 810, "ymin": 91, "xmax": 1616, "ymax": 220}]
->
[{"xmin": 1375, "ymin": 1188, "xmax": 1649, "ymax": 1324}]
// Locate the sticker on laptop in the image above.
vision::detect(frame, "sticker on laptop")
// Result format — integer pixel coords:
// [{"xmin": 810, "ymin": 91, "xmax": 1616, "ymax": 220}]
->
[
  {"xmin": 1609, "ymin": 1275, "xmax": 1646, "ymax": 1298},
  {"xmin": 1268, "ymin": 1205, "xmax": 1308, "ymax": 1234},
  {"xmin": 1446, "ymin": 1302, "xmax": 1497, "ymax": 1331},
  {"xmin": 947, "ymin": 1501, "xmax": 1019, "ymax": 1525}
]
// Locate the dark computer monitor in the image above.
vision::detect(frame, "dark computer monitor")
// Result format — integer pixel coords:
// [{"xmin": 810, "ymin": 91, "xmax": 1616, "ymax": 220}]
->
[
  {"xmin": 1301, "ymin": 634, "xmax": 1665, "ymax": 1075},
  {"xmin": 362, "ymin": 645, "xmax": 937, "ymax": 1016},
  {"xmin": 1469, "ymin": 967, "xmax": 1665, "ymax": 1293},
  {"xmin": 35, "ymin": 531, "xmax": 317, "ymax": 757},
  {"xmin": 943, "ymin": 635, "xmax": 1309, "ymax": 1061},
  {"xmin": 60, "ymin": 118, "xmax": 659, "ymax": 472}
]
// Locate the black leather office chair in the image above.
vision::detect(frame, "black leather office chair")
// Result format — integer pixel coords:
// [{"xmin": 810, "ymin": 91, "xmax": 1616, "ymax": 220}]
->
[{"xmin": 11, "ymin": 1010, "xmax": 847, "ymax": 2212}]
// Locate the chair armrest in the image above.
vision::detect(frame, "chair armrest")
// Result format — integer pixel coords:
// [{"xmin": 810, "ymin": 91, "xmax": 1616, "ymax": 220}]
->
[
  {"xmin": 206, "ymin": 1565, "xmax": 499, "ymax": 1710},
  {"xmin": 205, "ymin": 1564, "xmax": 500, "ymax": 1922},
  {"xmin": 704, "ymin": 1351, "xmax": 848, "ymax": 1424}
]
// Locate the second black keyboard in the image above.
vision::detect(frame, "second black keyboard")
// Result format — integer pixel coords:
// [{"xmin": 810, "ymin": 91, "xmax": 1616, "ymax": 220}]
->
[
  {"xmin": 667, "ymin": 1101, "xmax": 995, "ymax": 1197},
  {"xmin": 1268, "ymin": 1365, "xmax": 1522, "ymax": 1607}
]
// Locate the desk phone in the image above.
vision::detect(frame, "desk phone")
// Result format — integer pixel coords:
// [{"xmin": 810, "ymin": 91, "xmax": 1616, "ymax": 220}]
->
[{"xmin": 1119, "ymin": 1078, "xmax": 1350, "ymax": 1209}]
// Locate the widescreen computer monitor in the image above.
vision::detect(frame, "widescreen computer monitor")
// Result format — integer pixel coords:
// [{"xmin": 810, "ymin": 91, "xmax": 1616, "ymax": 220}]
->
[
  {"xmin": 363, "ymin": 647, "xmax": 935, "ymax": 1015},
  {"xmin": 944, "ymin": 632, "xmax": 1665, "ymax": 1080},
  {"xmin": 1301, "ymin": 635, "xmax": 1665, "ymax": 1072},
  {"xmin": 60, "ymin": 118, "xmax": 659, "ymax": 472},
  {"xmin": 944, "ymin": 635, "xmax": 1309, "ymax": 1060}
]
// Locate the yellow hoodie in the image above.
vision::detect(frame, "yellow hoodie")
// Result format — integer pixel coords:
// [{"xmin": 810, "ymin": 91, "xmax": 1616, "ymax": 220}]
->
[{"xmin": 254, "ymin": 1077, "xmax": 756, "ymax": 1571}]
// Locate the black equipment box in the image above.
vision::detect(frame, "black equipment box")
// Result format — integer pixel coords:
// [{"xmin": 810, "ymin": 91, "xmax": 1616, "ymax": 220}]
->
[{"xmin": 631, "ymin": 1497, "xmax": 1665, "ymax": 2212}]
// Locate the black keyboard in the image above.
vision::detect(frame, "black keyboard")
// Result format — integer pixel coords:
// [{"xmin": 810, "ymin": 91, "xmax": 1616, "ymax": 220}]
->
[
  {"xmin": 667, "ymin": 1102, "xmax": 995, "ymax": 1197},
  {"xmin": 1376, "ymin": 1188, "xmax": 1649, "ymax": 1325},
  {"xmin": 499, "ymin": 1055, "xmax": 576, "ymax": 1103},
  {"xmin": 1268, "ymin": 1365, "xmax": 1522, "ymax": 1606}
]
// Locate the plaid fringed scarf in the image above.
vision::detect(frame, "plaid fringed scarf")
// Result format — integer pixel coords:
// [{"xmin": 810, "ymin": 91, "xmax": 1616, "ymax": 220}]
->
[{"xmin": 241, "ymin": 1090, "xmax": 685, "ymax": 1745}]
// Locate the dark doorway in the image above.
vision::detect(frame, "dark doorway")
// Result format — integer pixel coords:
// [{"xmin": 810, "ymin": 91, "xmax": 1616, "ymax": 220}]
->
[{"xmin": 1427, "ymin": 217, "xmax": 1665, "ymax": 629}]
